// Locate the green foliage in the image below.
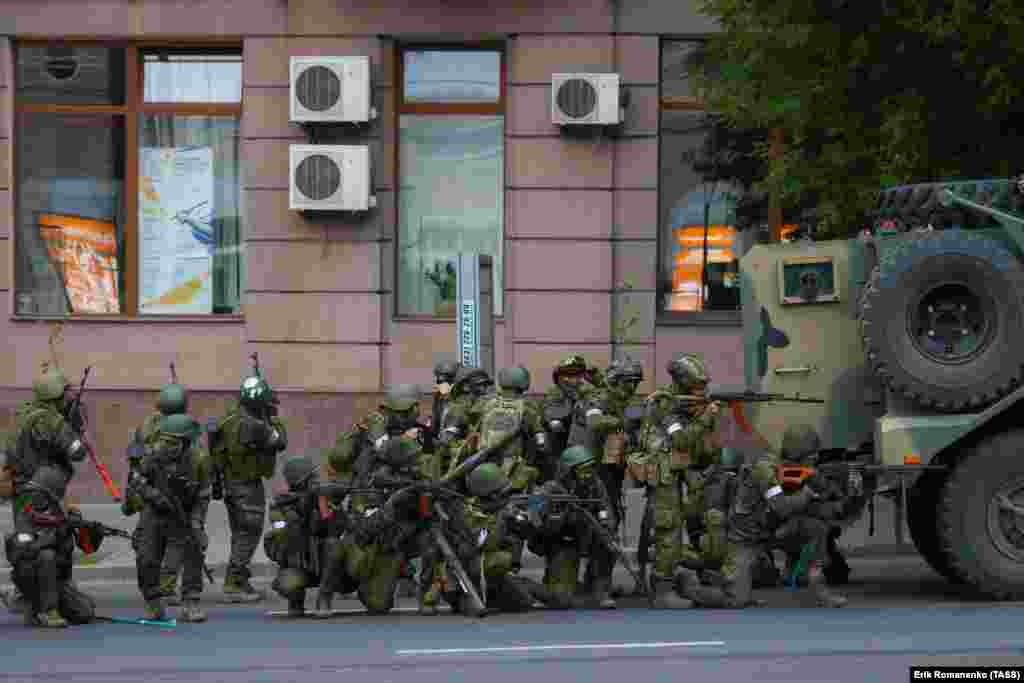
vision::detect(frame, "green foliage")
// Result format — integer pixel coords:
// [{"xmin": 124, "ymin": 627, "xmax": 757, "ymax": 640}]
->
[
  {"xmin": 692, "ymin": 0, "xmax": 1024, "ymax": 239},
  {"xmin": 425, "ymin": 261, "xmax": 457, "ymax": 301}
]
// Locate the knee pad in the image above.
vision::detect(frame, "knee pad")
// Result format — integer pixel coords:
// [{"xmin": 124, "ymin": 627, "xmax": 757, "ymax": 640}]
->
[{"xmin": 277, "ymin": 568, "xmax": 306, "ymax": 596}]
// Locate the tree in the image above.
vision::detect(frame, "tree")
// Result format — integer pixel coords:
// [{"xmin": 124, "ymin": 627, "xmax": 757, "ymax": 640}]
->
[{"xmin": 691, "ymin": 0, "xmax": 1024, "ymax": 238}]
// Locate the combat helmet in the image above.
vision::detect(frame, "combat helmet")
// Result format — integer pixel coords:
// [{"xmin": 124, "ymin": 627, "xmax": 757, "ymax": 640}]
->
[
  {"xmin": 159, "ymin": 413, "xmax": 197, "ymax": 438},
  {"xmin": 780, "ymin": 424, "xmax": 822, "ymax": 463},
  {"xmin": 466, "ymin": 463, "xmax": 510, "ymax": 498},
  {"xmin": 605, "ymin": 358, "xmax": 643, "ymax": 394},
  {"xmin": 434, "ymin": 360, "xmax": 461, "ymax": 385},
  {"xmin": 667, "ymin": 354, "xmax": 709, "ymax": 392},
  {"xmin": 453, "ymin": 367, "xmax": 493, "ymax": 397},
  {"xmin": 497, "ymin": 366, "xmax": 530, "ymax": 394},
  {"xmin": 157, "ymin": 384, "xmax": 189, "ymax": 416},
  {"xmin": 560, "ymin": 445, "xmax": 595, "ymax": 470},
  {"xmin": 282, "ymin": 455, "xmax": 319, "ymax": 490},
  {"xmin": 380, "ymin": 385, "xmax": 421, "ymax": 412},
  {"xmin": 552, "ymin": 355, "xmax": 587, "ymax": 385},
  {"xmin": 32, "ymin": 367, "xmax": 68, "ymax": 402}
]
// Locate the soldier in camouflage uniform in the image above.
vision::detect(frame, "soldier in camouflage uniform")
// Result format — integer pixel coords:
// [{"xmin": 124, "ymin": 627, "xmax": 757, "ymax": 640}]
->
[
  {"xmin": 539, "ymin": 356, "xmax": 595, "ymax": 480},
  {"xmin": 570, "ymin": 359, "xmax": 644, "ymax": 536},
  {"xmin": 208, "ymin": 371, "xmax": 288, "ymax": 602},
  {"xmin": 774, "ymin": 424, "xmax": 858, "ymax": 595},
  {"xmin": 265, "ymin": 455, "xmax": 345, "ymax": 618},
  {"xmin": 126, "ymin": 413, "xmax": 212, "ymax": 622},
  {"xmin": 430, "ymin": 360, "xmax": 461, "ymax": 474},
  {"xmin": 532, "ymin": 445, "xmax": 619, "ymax": 609},
  {"xmin": 5, "ymin": 466, "xmax": 96, "ymax": 628},
  {"xmin": 2, "ymin": 367, "xmax": 87, "ymax": 617},
  {"xmin": 121, "ymin": 379, "xmax": 194, "ymax": 606},
  {"xmin": 457, "ymin": 463, "xmax": 544, "ymax": 613},
  {"xmin": 627, "ymin": 353, "xmax": 724, "ymax": 608},
  {"xmin": 436, "ymin": 368, "xmax": 494, "ymax": 467},
  {"xmin": 675, "ymin": 448, "xmax": 846, "ymax": 608},
  {"xmin": 321, "ymin": 386, "xmax": 433, "ymax": 615}
]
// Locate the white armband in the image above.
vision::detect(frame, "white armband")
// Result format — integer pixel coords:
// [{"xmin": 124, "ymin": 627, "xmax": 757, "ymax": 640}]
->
[
  {"xmin": 549, "ymin": 420, "xmax": 564, "ymax": 431},
  {"xmin": 271, "ymin": 520, "xmax": 287, "ymax": 530},
  {"xmin": 666, "ymin": 422, "xmax": 684, "ymax": 435},
  {"xmin": 534, "ymin": 433, "xmax": 548, "ymax": 447},
  {"xmin": 764, "ymin": 485, "xmax": 783, "ymax": 500},
  {"xmin": 585, "ymin": 408, "xmax": 603, "ymax": 418},
  {"xmin": 374, "ymin": 435, "xmax": 389, "ymax": 449}
]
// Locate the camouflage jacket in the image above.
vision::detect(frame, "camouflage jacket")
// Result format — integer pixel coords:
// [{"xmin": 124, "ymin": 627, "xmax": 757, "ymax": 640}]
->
[
  {"xmin": 636, "ymin": 387, "xmax": 722, "ymax": 471},
  {"xmin": 210, "ymin": 402, "xmax": 288, "ymax": 482},
  {"xmin": 9, "ymin": 399, "xmax": 84, "ymax": 493},
  {"xmin": 326, "ymin": 411, "xmax": 388, "ymax": 484},
  {"xmin": 728, "ymin": 451, "xmax": 817, "ymax": 544},
  {"xmin": 264, "ymin": 487, "xmax": 332, "ymax": 576},
  {"xmin": 130, "ymin": 427, "xmax": 212, "ymax": 524}
]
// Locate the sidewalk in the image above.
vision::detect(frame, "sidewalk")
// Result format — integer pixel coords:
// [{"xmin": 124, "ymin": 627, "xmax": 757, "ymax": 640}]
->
[{"xmin": 0, "ymin": 487, "xmax": 917, "ymax": 583}]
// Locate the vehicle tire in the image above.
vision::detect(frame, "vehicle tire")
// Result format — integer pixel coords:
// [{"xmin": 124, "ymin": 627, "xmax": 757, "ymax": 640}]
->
[
  {"xmin": 907, "ymin": 468, "xmax": 964, "ymax": 583},
  {"xmin": 937, "ymin": 430, "xmax": 1024, "ymax": 599},
  {"xmin": 860, "ymin": 229, "xmax": 1024, "ymax": 412}
]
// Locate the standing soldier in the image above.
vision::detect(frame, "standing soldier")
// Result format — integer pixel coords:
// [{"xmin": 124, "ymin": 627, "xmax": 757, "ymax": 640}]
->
[
  {"xmin": 571, "ymin": 359, "xmax": 644, "ymax": 535},
  {"xmin": 539, "ymin": 356, "xmax": 593, "ymax": 479},
  {"xmin": 209, "ymin": 357, "xmax": 288, "ymax": 603},
  {"xmin": 127, "ymin": 412, "xmax": 213, "ymax": 622},
  {"xmin": 5, "ymin": 465, "xmax": 97, "ymax": 627}
]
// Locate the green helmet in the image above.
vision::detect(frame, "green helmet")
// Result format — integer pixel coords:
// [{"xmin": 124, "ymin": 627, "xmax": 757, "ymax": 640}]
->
[
  {"xmin": 497, "ymin": 366, "xmax": 530, "ymax": 393},
  {"xmin": 454, "ymin": 368, "xmax": 492, "ymax": 395},
  {"xmin": 667, "ymin": 354, "xmax": 709, "ymax": 391},
  {"xmin": 466, "ymin": 463, "xmax": 509, "ymax": 498},
  {"xmin": 282, "ymin": 455, "xmax": 319, "ymax": 489},
  {"xmin": 159, "ymin": 413, "xmax": 197, "ymax": 438},
  {"xmin": 32, "ymin": 368, "xmax": 68, "ymax": 402},
  {"xmin": 780, "ymin": 424, "xmax": 822, "ymax": 463},
  {"xmin": 240, "ymin": 375, "xmax": 273, "ymax": 407},
  {"xmin": 553, "ymin": 355, "xmax": 587, "ymax": 384},
  {"xmin": 157, "ymin": 383, "xmax": 189, "ymax": 416},
  {"xmin": 381, "ymin": 385, "xmax": 420, "ymax": 412},
  {"xmin": 560, "ymin": 445, "xmax": 595, "ymax": 470}
]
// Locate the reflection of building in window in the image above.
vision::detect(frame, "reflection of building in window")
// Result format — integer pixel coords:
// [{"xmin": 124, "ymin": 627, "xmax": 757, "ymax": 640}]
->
[{"xmin": 668, "ymin": 224, "xmax": 737, "ymax": 312}]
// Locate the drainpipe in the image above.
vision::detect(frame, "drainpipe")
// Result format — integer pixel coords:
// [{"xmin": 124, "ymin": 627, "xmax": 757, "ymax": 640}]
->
[{"xmin": 610, "ymin": 0, "xmax": 621, "ymax": 363}]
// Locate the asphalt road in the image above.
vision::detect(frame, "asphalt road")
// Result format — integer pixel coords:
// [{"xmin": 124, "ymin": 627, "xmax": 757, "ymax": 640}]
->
[{"xmin": 2, "ymin": 555, "xmax": 1023, "ymax": 683}]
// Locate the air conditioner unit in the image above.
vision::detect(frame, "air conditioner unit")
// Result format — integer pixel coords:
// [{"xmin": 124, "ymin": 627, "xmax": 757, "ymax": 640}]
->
[
  {"xmin": 290, "ymin": 56, "xmax": 377, "ymax": 123},
  {"xmin": 551, "ymin": 73, "xmax": 621, "ymax": 125},
  {"xmin": 289, "ymin": 145, "xmax": 376, "ymax": 212}
]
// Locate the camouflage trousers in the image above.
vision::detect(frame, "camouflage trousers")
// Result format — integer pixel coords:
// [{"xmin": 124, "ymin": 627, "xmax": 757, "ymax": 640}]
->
[
  {"xmin": 542, "ymin": 543, "xmax": 615, "ymax": 609},
  {"xmin": 133, "ymin": 508, "xmax": 205, "ymax": 602},
  {"xmin": 224, "ymin": 477, "xmax": 266, "ymax": 584},
  {"xmin": 159, "ymin": 536, "xmax": 187, "ymax": 597},
  {"xmin": 322, "ymin": 536, "xmax": 403, "ymax": 614},
  {"xmin": 12, "ymin": 551, "xmax": 95, "ymax": 622},
  {"xmin": 650, "ymin": 472, "xmax": 705, "ymax": 580}
]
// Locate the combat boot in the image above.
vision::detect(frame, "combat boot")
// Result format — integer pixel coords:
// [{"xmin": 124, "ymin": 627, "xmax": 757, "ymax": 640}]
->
[
  {"xmin": 286, "ymin": 596, "xmax": 305, "ymax": 618},
  {"xmin": 589, "ymin": 577, "xmax": 617, "ymax": 609},
  {"xmin": 1, "ymin": 586, "xmax": 28, "ymax": 614},
  {"xmin": 32, "ymin": 608, "xmax": 68, "ymax": 628},
  {"xmin": 417, "ymin": 585, "xmax": 439, "ymax": 616},
  {"xmin": 180, "ymin": 600, "xmax": 207, "ymax": 623},
  {"xmin": 222, "ymin": 576, "xmax": 262, "ymax": 603},
  {"xmin": 144, "ymin": 598, "xmax": 166, "ymax": 621},
  {"xmin": 651, "ymin": 574, "xmax": 695, "ymax": 609},
  {"xmin": 312, "ymin": 589, "xmax": 334, "ymax": 619},
  {"xmin": 808, "ymin": 563, "xmax": 847, "ymax": 608}
]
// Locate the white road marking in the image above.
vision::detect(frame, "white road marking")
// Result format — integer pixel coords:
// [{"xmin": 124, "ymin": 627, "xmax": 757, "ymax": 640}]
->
[{"xmin": 396, "ymin": 641, "xmax": 726, "ymax": 656}]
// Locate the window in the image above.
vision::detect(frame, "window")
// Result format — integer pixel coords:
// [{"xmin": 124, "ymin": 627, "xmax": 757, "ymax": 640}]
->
[
  {"xmin": 659, "ymin": 41, "xmax": 750, "ymax": 317},
  {"xmin": 13, "ymin": 43, "xmax": 243, "ymax": 317},
  {"xmin": 396, "ymin": 46, "xmax": 505, "ymax": 318}
]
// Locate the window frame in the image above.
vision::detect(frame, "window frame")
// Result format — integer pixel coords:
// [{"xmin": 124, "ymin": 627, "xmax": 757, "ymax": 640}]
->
[
  {"xmin": 658, "ymin": 38, "xmax": 743, "ymax": 327},
  {"xmin": 393, "ymin": 42, "xmax": 506, "ymax": 322},
  {"xmin": 11, "ymin": 40, "xmax": 243, "ymax": 321}
]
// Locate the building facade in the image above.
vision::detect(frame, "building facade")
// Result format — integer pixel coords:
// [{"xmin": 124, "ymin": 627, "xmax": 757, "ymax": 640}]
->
[{"xmin": 0, "ymin": 0, "xmax": 766, "ymax": 501}]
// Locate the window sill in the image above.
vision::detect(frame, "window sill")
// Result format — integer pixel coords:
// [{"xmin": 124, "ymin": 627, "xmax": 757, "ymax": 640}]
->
[
  {"xmin": 10, "ymin": 314, "xmax": 245, "ymax": 324},
  {"xmin": 656, "ymin": 310, "xmax": 742, "ymax": 328}
]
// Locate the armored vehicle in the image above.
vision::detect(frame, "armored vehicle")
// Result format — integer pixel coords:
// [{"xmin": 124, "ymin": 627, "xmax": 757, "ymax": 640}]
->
[{"xmin": 740, "ymin": 177, "xmax": 1024, "ymax": 598}]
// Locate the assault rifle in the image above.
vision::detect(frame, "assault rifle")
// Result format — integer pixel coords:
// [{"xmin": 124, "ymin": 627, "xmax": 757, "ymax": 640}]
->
[
  {"xmin": 67, "ymin": 516, "xmax": 131, "ymax": 540},
  {"xmin": 673, "ymin": 390, "xmax": 825, "ymax": 405},
  {"xmin": 63, "ymin": 366, "xmax": 121, "ymax": 501},
  {"xmin": 250, "ymin": 352, "xmax": 280, "ymax": 417}
]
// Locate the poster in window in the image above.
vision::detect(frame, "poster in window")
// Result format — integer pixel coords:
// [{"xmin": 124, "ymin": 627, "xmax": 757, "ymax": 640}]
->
[
  {"xmin": 139, "ymin": 146, "xmax": 215, "ymax": 314},
  {"xmin": 37, "ymin": 213, "xmax": 120, "ymax": 314}
]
